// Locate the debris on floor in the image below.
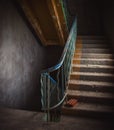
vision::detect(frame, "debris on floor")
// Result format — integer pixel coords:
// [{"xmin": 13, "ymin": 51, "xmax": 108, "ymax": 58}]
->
[{"xmin": 64, "ymin": 99, "xmax": 78, "ymax": 107}]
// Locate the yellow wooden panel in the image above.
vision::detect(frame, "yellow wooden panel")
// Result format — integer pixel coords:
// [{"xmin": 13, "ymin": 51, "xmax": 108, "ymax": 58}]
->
[{"xmin": 17, "ymin": 0, "xmax": 68, "ymax": 46}]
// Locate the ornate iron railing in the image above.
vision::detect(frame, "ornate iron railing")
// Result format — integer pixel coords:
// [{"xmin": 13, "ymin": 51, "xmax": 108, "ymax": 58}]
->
[{"xmin": 41, "ymin": 18, "xmax": 77, "ymax": 121}]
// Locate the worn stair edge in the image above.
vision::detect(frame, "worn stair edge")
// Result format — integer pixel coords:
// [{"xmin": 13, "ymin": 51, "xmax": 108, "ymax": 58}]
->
[
  {"xmin": 70, "ymin": 72, "xmax": 114, "ymax": 82},
  {"xmin": 72, "ymin": 67, "xmax": 114, "ymax": 73},
  {"xmin": 70, "ymin": 71, "xmax": 114, "ymax": 78},
  {"xmin": 75, "ymin": 49, "xmax": 111, "ymax": 53},
  {"xmin": 77, "ymin": 39, "xmax": 107, "ymax": 44},
  {"xmin": 72, "ymin": 64, "xmax": 114, "ymax": 73},
  {"xmin": 73, "ymin": 59, "xmax": 114, "ymax": 66},
  {"xmin": 76, "ymin": 38, "xmax": 107, "ymax": 43},
  {"xmin": 74, "ymin": 53, "xmax": 114, "ymax": 59},
  {"xmin": 76, "ymin": 44, "xmax": 109, "ymax": 48},
  {"xmin": 68, "ymin": 80, "xmax": 114, "ymax": 92},
  {"xmin": 69, "ymin": 80, "xmax": 114, "ymax": 87},
  {"xmin": 77, "ymin": 36, "xmax": 105, "ymax": 40},
  {"xmin": 67, "ymin": 90, "xmax": 114, "ymax": 99},
  {"xmin": 73, "ymin": 58, "xmax": 114, "ymax": 62},
  {"xmin": 67, "ymin": 90, "xmax": 114, "ymax": 105},
  {"xmin": 72, "ymin": 64, "xmax": 114, "ymax": 68},
  {"xmin": 62, "ymin": 102, "xmax": 114, "ymax": 118}
]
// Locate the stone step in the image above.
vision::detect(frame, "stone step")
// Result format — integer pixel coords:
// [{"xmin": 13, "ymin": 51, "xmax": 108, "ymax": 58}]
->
[
  {"xmin": 81, "ymin": 40, "xmax": 107, "ymax": 44},
  {"xmin": 76, "ymin": 43, "xmax": 108, "ymax": 48},
  {"xmin": 76, "ymin": 39, "xmax": 107, "ymax": 44},
  {"xmin": 76, "ymin": 39, "xmax": 106, "ymax": 43},
  {"xmin": 72, "ymin": 64, "xmax": 114, "ymax": 73},
  {"xmin": 68, "ymin": 80, "xmax": 114, "ymax": 93},
  {"xmin": 70, "ymin": 72, "xmax": 114, "ymax": 82},
  {"xmin": 77, "ymin": 36, "xmax": 105, "ymax": 40},
  {"xmin": 74, "ymin": 53, "xmax": 114, "ymax": 59},
  {"xmin": 73, "ymin": 58, "xmax": 114, "ymax": 66},
  {"xmin": 62, "ymin": 102, "xmax": 114, "ymax": 118},
  {"xmin": 75, "ymin": 48, "xmax": 111, "ymax": 53},
  {"xmin": 67, "ymin": 90, "xmax": 114, "ymax": 105}
]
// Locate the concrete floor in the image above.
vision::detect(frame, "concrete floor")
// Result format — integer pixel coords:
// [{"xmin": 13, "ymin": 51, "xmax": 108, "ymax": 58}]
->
[{"xmin": 0, "ymin": 107, "xmax": 114, "ymax": 130}]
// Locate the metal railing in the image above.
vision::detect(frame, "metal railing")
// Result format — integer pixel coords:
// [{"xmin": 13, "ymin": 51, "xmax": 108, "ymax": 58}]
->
[
  {"xmin": 60, "ymin": 0, "xmax": 70, "ymax": 30},
  {"xmin": 40, "ymin": 18, "xmax": 77, "ymax": 121}
]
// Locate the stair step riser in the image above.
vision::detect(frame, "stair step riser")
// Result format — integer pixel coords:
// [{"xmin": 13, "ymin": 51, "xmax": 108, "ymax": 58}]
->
[
  {"xmin": 72, "ymin": 67, "xmax": 114, "ymax": 73},
  {"xmin": 75, "ymin": 49, "xmax": 111, "ymax": 54},
  {"xmin": 76, "ymin": 44, "xmax": 108, "ymax": 48},
  {"xmin": 73, "ymin": 59, "xmax": 114, "ymax": 66},
  {"xmin": 80, "ymin": 40, "xmax": 106, "ymax": 44},
  {"xmin": 77, "ymin": 36, "xmax": 105, "ymax": 40},
  {"xmin": 70, "ymin": 74, "xmax": 114, "ymax": 82},
  {"xmin": 62, "ymin": 108, "xmax": 114, "ymax": 118},
  {"xmin": 74, "ymin": 54, "xmax": 114, "ymax": 59},
  {"xmin": 67, "ymin": 95, "xmax": 114, "ymax": 105},
  {"xmin": 69, "ymin": 83, "xmax": 114, "ymax": 93}
]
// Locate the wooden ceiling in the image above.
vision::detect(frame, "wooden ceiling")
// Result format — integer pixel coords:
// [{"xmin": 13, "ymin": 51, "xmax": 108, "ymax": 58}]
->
[{"xmin": 17, "ymin": 0, "xmax": 68, "ymax": 46}]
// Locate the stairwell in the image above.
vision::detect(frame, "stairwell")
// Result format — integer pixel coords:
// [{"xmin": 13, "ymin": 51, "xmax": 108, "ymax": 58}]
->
[{"xmin": 62, "ymin": 36, "xmax": 114, "ymax": 118}]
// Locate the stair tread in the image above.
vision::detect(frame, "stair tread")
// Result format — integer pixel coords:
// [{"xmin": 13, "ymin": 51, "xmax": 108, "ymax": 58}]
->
[
  {"xmin": 76, "ymin": 43, "xmax": 108, "ymax": 46},
  {"xmin": 74, "ymin": 53, "xmax": 114, "ymax": 59},
  {"xmin": 76, "ymin": 43, "xmax": 107, "ymax": 45},
  {"xmin": 67, "ymin": 90, "xmax": 114, "ymax": 99},
  {"xmin": 76, "ymin": 44, "xmax": 108, "ymax": 48},
  {"xmin": 77, "ymin": 36, "xmax": 105, "ymax": 39},
  {"xmin": 75, "ymin": 52, "xmax": 113, "ymax": 55},
  {"xmin": 76, "ymin": 41, "xmax": 107, "ymax": 44},
  {"xmin": 74, "ymin": 53, "xmax": 114, "ymax": 57},
  {"xmin": 72, "ymin": 64, "xmax": 114, "ymax": 69},
  {"xmin": 76, "ymin": 48, "xmax": 109, "ymax": 50},
  {"xmin": 69, "ymin": 80, "xmax": 114, "ymax": 87},
  {"xmin": 75, "ymin": 49, "xmax": 111, "ymax": 54},
  {"xmin": 63, "ymin": 102, "xmax": 114, "ymax": 113},
  {"xmin": 76, "ymin": 39, "xmax": 106, "ymax": 43},
  {"xmin": 71, "ymin": 72, "xmax": 114, "ymax": 77},
  {"xmin": 73, "ymin": 58, "xmax": 114, "ymax": 61},
  {"xmin": 75, "ymin": 53, "xmax": 113, "ymax": 56}
]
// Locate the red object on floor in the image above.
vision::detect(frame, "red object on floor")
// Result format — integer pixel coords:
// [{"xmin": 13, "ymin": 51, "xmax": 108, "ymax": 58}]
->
[{"xmin": 64, "ymin": 99, "xmax": 78, "ymax": 107}]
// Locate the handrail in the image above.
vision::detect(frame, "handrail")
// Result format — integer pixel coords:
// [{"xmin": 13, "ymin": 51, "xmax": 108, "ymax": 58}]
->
[{"xmin": 41, "ymin": 17, "xmax": 77, "ymax": 121}]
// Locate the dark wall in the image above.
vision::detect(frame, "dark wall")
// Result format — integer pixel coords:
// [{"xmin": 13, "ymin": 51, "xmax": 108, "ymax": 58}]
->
[
  {"xmin": 44, "ymin": 46, "xmax": 63, "ymax": 68},
  {"xmin": 66, "ymin": 0, "xmax": 104, "ymax": 35},
  {"xmin": 0, "ymin": 0, "xmax": 63, "ymax": 111},
  {"xmin": 103, "ymin": 0, "xmax": 114, "ymax": 50}
]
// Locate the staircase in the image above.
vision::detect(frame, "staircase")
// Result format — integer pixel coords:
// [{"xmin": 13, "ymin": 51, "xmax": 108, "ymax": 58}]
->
[{"xmin": 62, "ymin": 36, "xmax": 114, "ymax": 118}]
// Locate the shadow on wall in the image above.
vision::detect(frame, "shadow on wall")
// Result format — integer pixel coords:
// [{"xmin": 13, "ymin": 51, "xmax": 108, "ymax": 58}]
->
[
  {"xmin": 66, "ymin": 0, "xmax": 104, "ymax": 35},
  {"xmin": 0, "ymin": 0, "xmax": 63, "ymax": 111},
  {"xmin": 103, "ymin": 0, "xmax": 114, "ymax": 50}
]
